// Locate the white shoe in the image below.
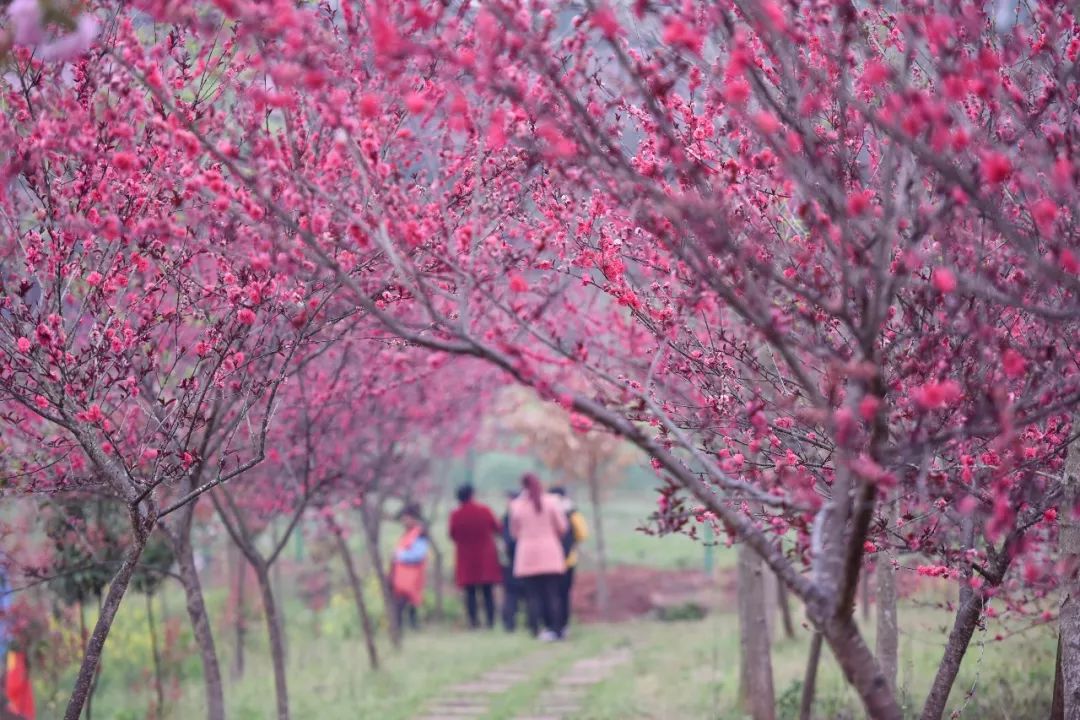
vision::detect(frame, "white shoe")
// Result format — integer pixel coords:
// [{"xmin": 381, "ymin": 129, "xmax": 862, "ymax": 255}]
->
[{"xmin": 538, "ymin": 629, "xmax": 558, "ymax": 642}]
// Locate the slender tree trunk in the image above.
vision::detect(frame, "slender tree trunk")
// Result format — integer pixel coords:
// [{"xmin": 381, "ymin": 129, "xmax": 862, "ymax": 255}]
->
[
  {"xmin": 429, "ymin": 537, "xmax": 445, "ymax": 622},
  {"xmin": 1056, "ymin": 437, "xmax": 1080, "ymax": 720},
  {"xmin": 334, "ymin": 531, "xmax": 379, "ymax": 670},
  {"xmin": 737, "ymin": 546, "xmax": 776, "ymax": 720},
  {"xmin": 230, "ymin": 542, "xmax": 247, "ymax": 680},
  {"xmin": 360, "ymin": 506, "xmax": 399, "ymax": 648},
  {"xmin": 776, "ymin": 580, "xmax": 795, "ymax": 640},
  {"xmin": 254, "ymin": 565, "xmax": 290, "ymax": 720},
  {"xmin": 79, "ymin": 601, "xmax": 92, "ymax": 720},
  {"xmin": 170, "ymin": 530, "xmax": 227, "ymax": 720},
  {"xmin": 64, "ymin": 522, "xmax": 151, "ymax": 720},
  {"xmin": 587, "ymin": 474, "xmax": 609, "ymax": 618},
  {"xmin": 918, "ymin": 588, "xmax": 984, "ymax": 720},
  {"xmin": 799, "ymin": 632, "xmax": 823, "ymax": 720},
  {"xmin": 876, "ymin": 557, "xmax": 898, "ymax": 693},
  {"xmin": 1053, "ymin": 634, "xmax": 1065, "ymax": 720},
  {"xmin": 819, "ymin": 613, "xmax": 901, "ymax": 720},
  {"xmin": 146, "ymin": 593, "xmax": 165, "ymax": 718},
  {"xmin": 860, "ymin": 569, "xmax": 872, "ymax": 623}
]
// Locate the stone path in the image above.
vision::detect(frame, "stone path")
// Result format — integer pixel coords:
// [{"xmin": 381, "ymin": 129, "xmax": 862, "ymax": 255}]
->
[
  {"xmin": 415, "ymin": 650, "xmax": 555, "ymax": 720},
  {"xmin": 415, "ymin": 645, "xmax": 632, "ymax": 720},
  {"xmin": 515, "ymin": 647, "xmax": 632, "ymax": 720}
]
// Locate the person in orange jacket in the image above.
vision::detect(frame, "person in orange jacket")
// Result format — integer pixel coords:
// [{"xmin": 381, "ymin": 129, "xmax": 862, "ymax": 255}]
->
[{"xmin": 389, "ymin": 504, "xmax": 429, "ymax": 633}]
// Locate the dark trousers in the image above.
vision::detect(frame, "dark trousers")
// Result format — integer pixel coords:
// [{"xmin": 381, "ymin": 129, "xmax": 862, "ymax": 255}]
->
[
  {"xmin": 560, "ymin": 566, "xmax": 575, "ymax": 630},
  {"xmin": 464, "ymin": 583, "xmax": 495, "ymax": 628},
  {"xmin": 502, "ymin": 567, "xmax": 534, "ymax": 632},
  {"xmin": 522, "ymin": 573, "xmax": 565, "ymax": 637},
  {"xmin": 393, "ymin": 593, "xmax": 418, "ymax": 632}
]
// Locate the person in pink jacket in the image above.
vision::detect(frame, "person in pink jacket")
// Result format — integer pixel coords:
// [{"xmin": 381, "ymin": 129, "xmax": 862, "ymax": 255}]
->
[{"xmin": 509, "ymin": 473, "xmax": 568, "ymax": 641}]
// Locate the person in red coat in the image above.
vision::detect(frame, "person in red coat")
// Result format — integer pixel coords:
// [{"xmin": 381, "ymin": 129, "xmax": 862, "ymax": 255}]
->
[{"xmin": 449, "ymin": 484, "xmax": 503, "ymax": 628}]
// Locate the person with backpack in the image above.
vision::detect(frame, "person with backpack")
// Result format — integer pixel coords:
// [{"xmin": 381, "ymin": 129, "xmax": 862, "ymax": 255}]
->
[{"xmin": 550, "ymin": 486, "xmax": 588, "ymax": 634}]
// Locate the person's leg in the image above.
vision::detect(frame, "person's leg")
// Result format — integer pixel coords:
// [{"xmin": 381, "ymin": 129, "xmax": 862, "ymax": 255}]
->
[
  {"xmin": 465, "ymin": 584, "xmax": 480, "ymax": 628},
  {"xmin": 561, "ymin": 567, "xmax": 575, "ymax": 631},
  {"xmin": 522, "ymin": 576, "xmax": 543, "ymax": 637},
  {"xmin": 501, "ymin": 571, "xmax": 516, "ymax": 631},
  {"xmin": 408, "ymin": 603, "xmax": 419, "ymax": 629},
  {"xmin": 481, "ymin": 583, "xmax": 495, "ymax": 628},
  {"xmin": 545, "ymin": 573, "xmax": 566, "ymax": 637},
  {"xmin": 393, "ymin": 593, "xmax": 407, "ymax": 636}
]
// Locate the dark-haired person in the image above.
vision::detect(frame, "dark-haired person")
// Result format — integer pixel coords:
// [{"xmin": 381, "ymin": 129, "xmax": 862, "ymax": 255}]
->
[
  {"xmin": 389, "ymin": 504, "xmax": 429, "ymax": 633},
  {"xmin": 550, "ymin": 486, "xmax": 588, "ymax": 636},
  {"xmin": 509, "ymin": 474, "xmax": 568, "ymax": 641},
  {"xmin": 448, "ymin": 484, "xmax": 502, "ymax": 628}
]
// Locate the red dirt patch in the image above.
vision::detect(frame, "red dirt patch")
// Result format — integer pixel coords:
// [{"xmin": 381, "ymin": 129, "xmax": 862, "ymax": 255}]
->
[{"xmin": 571, "ymin": 565, "xmax": 736, "ymax": 623}]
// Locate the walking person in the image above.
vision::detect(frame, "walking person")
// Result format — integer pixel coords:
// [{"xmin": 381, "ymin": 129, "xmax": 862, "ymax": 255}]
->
[
  {"xmin": 500, "ymin": 490, "xmax": 533, "ymax": 633},
  {"xmin": 509, "ymin": 474, "xmax": 568, "ymax": 641},
  {"xmin": 449, "ymin": 484, "xmax": 502, "ymax": 629},
  {"xmin": 550, "ymin": 486, "xmax": 588, "ymax": 636},
  {"xmin": 390, "ymin": 504, "xmax": 429, "ymax": 634}
]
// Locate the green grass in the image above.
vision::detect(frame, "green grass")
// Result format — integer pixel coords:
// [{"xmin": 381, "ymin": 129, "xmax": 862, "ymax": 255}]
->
[
  {"xmin": 32, "ymin": 488, "xmax": 1052, "ymax": 719},
  {"xmin": 38, "ymin": 581, "xmax": 1055, "ymax": 720}
]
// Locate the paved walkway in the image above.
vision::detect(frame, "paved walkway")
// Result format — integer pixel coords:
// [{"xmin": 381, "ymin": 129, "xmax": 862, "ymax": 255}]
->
[
  {"xmin": 415, "ymin": 649, "xmax": 555, "ymax": 720},
  {"xmin": 415, "ymin": 644, "xmax": 631, "ymax": 720},
  {"xmin": 515, "ymin": 647, "xmax": 632, "ymax": 720}
]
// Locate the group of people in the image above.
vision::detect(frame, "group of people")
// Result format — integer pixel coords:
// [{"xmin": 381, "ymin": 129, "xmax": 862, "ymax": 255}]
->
[{"xmin": 389, "ymin": 473, "xmax": 588, "ymax": 641}]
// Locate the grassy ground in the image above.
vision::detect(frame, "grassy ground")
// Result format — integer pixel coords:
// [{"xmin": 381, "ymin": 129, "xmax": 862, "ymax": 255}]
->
[
  {"xmin": 34, "ymin": 488, "xmax": 1053, "ymax": 718},
  {"xmin": 55, "ymin": 589, "xmax": 1054, "ymax": 719}
]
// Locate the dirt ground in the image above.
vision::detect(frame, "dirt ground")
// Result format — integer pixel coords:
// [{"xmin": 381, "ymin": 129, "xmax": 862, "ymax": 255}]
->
[{"xmin": 571, "ymin": 565, "xmax": 736, "ymax": 622}]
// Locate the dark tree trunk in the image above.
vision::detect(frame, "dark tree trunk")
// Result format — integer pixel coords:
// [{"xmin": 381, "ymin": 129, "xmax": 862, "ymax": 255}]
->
[
  {"xmin": 429, "ymin": 537, "xmax": 446, "ymax": 622},
  {"xmin": 876, "ymin": 556, "xmax": 899, "ymax": 693},
  {"xmin": 169, "ymin": 528, "xmax": 227, "ymax": 720},
  {"xmin": 79, "ymin": 602, "xmax": 92, "ymax": 720},
  {"xmin": 1056, "ymin": 442, "xmax": 1080, "ymax": 720},
  {"xmin": 776, "ymin": 579, "xmax": 795, "ymax": 640},
  {"xmin": 587, "ymin": 472, "xmax": 609, "ymax": 617},
  {"xmin": 737, "ymin": 546, "xmax": 776, "ymax": 720},
  {"xmin": 64, "ymin": 521, "xmax": 150, "ymax": 720},
  {"xmin": 146, "ymin": 593, "xmax": 165, "ymax": 717},
  {"xmin": 360, "ymin": 506, "xmax": 399, "ymax": 648},
  {"xmin": 334, "ymin": 530, "xmax": 379, "ymax": 670},
  {"xmin": 860, "ymin": 569, "xmax": 872, "ymax": 623},
  {"xmin": 1053, "ymin": 634, "xmax": 1065, "ymax": 720},
  {"xmin": 799, "ymin": 632, "xmax": 823, "ymax": 720},
  {"xmin": 918, "ymin": 588, "xmax": 985, "ymax": 720},
  {"xmin": 229, "ymin": 541, "xmax": 247, "ymax": 680},
  {"xmin": 254, "ymin": 565, "xmax": 290, "ymax": 720},
  {"xmin": 819, "ymin": 613, "xmax": 901, "ymax": 720}
]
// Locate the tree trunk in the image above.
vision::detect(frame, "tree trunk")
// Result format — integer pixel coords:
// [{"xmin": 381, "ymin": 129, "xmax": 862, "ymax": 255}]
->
[
  {"xmin": 918, "ymin": 587, "xmax": 985, "ymax": 720},
  {"xmin": 360, "ymin": 506, "xmax": 399, "ymax": 648},
  {"xmin": 737, "ymin": 545, "xmax": 776, "ymax": 720},
  {"xmin": 799, "ymin": 632, "xmax": 823, "ymax": 720},
  {"xmin": 819, "ymin": 613, "xmax": 901, "ymax": 720},
  {"xmin": 1056, "ymin": 439, "xmax": 1080, "ymax": 720},
  {"xmin": 1053, "ymin": 634, "xmax": 1065, "ymax": 720},
  {"xmin": 334, "ymin": 531, "xmax": 379, "ymax": 670},
  {"xmin": 587, "ymin": 474, "xmax": 609, "ymax": 617},
  {"xmin": 146, "ymin": 593, "xmax": 165, "ymax": 718},
  {"xmin": 171, "ymin": 531, "xmax": 227, "ymax": 720},
  {"xmin": 64, "ymin": 522, "xmax": 150, "ymax": 720},
  {"xmin": 876, "ymin": 556, "xmax": 899, "ymax": 693},
  {"xmin": 429, "ymin": 536, "xmax": 445, "ymax": 622},
  {"xmin": 254, "ymin": 565, "xmax": 290, "ymax": 720},
  {"xmin": 860, "ymin": 569, "xmax": 872, "ymax": 623},
  {"xmin": 229, "ymin": 541, "xmax": 247, "ymax": 680},
  {"xmin": 776, "ymin": 579, "xmax": 795, "ymax": 641},
  {"xmin": 79, "ymin": 601, "xmax": 92, "ymax": 720}
]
